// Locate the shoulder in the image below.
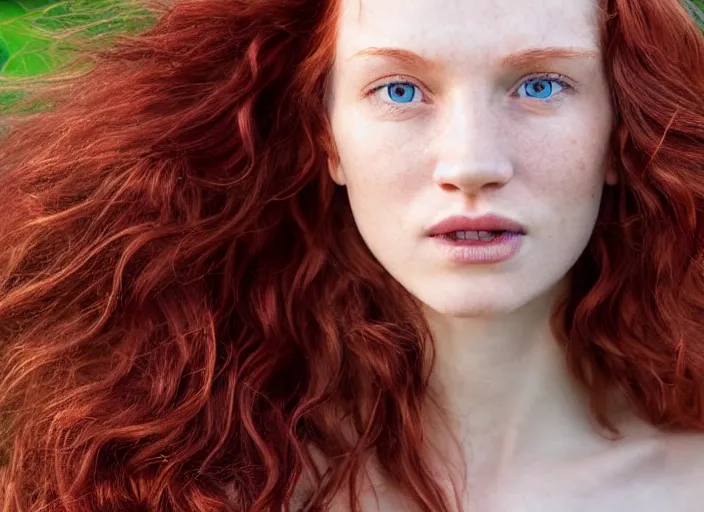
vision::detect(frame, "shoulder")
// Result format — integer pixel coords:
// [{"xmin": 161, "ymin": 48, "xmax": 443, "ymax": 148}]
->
[
  {"xmin": 586, "ymin": 418, "xmax": 704, "ymax": 509},
  {"xmin": 659, "ymin": 430, "xmax": 704, "ymax": 469},
  {"xmin": 652, "ymin": 430, "xmax": 704, "ymax": 506}
]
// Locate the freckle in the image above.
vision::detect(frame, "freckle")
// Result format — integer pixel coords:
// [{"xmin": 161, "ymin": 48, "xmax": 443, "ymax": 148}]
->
[{"xmin": 520, "ymin": 99, "xmax": 553, "ymax": 115}]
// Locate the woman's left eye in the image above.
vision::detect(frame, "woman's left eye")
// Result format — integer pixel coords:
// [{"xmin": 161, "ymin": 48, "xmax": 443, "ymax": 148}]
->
[{"xmin": 516, "ymin": 76, "xmax": 569, "ymax": 100}]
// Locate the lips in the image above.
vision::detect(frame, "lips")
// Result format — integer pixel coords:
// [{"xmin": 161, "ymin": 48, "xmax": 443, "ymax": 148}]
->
[{"xmin": 427, "ymin": 214, "xmax": 526, "ymax": 238}]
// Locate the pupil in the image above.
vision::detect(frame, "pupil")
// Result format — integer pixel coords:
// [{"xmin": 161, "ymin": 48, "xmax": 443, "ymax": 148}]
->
[
  {"xmin": 390, "ymin": 84, "xmax": 413, "ymax": 102},
  {"xmin": 528, "ymin": 80, "xmax": 552, "ymax": 98}
]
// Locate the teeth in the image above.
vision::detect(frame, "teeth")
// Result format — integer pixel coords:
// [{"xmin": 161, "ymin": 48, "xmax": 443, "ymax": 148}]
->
[{"xmin": 454, "ymin": 230, "xmax": 498, "ymax": 241}]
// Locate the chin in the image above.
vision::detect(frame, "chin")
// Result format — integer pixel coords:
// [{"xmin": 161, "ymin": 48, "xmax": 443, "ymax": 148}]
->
[
  {"xmin": 410, "ymin": 278, "xmax": 566, "ymax": 320},
  {"xmin": 410, "ymin": 286, "xmax": 525, "ymax": 319},
  {"xmin": 383, "ymin": 260, "xmax": 572, "ymax": 321}
]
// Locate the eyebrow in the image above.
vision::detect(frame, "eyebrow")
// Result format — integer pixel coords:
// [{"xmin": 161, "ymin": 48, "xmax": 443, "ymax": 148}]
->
[
  {"xmin": 500, "ymin": 47, "xmax": 599, "ymax": 68},
  {"xmin": 351, "ymin": 46, "xmax": 599, "ymax": 69}
]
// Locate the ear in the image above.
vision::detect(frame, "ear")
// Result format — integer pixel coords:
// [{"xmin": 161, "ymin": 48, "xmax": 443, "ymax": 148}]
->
[
  {"xmin": 605, "ymin": 167, "xmax": 619, "ymax": 186},
  {"xmin": 328, "ymin": 158, "xmax": 347, "ymax": 186}
]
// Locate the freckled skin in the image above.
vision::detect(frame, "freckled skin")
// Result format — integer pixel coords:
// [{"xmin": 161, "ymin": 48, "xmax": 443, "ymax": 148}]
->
[
  {"xmin": 328, "ymin": 0, "xmax": 617, "ymax": 317},
  {"xmin": 320, "ymin": 3, "xmax": 704, "ymax": 511}
]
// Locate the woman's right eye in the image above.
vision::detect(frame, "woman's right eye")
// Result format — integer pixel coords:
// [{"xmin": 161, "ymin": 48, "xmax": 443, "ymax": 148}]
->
[{"xmin": 371, "ymin": 81, "xmax": 424, "ymax": 104}]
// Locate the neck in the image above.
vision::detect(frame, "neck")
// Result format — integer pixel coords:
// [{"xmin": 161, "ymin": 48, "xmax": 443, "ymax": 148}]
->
[{"xmin": 423, "ymin": 284, "xmax": 620, "ymax": 486}]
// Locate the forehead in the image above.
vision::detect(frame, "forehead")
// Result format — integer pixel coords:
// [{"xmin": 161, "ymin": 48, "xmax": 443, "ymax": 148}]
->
[{"xmin": 335, "ymin": 0, "xmax": 601, "ymax": 61}]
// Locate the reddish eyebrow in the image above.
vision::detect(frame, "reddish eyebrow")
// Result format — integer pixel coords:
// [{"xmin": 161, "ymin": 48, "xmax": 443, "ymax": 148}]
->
[
  {"xmin": 500, "ymin": 47, "xmax": 599, "ymax": 68},
  {"xmin": 350, "ymin": 46, "xmax": 599, "ymax": 69},
  {"xmin": 351, "ymin": 47, "xmax": 432, "ymax": 68}
]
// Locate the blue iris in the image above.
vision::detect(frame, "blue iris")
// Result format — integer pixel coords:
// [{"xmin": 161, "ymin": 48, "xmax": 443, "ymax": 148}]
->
[
  {"xmin": 386, "ymin": 82, "xmax": 418, "ymax": 103},
  {"xmin": 519, "ymin": 78, "xmax": 563, "ymax": 99}
]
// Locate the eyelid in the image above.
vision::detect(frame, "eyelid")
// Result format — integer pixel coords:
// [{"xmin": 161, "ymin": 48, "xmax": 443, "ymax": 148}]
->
[{"xmin": 512, "ymin": 72, "xmax": 575, "ymax": 97}]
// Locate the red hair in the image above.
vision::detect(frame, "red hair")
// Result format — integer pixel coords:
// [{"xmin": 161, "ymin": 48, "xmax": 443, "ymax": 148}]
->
[{"xmin": 0, "ymin": 0, "xmax": 702, "ymax": 510}]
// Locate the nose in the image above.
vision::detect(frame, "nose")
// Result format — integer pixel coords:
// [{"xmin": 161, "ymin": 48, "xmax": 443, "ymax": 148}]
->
[{"xmin": 432, "ymin": 94, "xmax": 514, "ymax": 195}]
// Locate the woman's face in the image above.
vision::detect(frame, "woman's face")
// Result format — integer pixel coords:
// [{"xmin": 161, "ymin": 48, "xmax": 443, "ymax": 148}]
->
[{"xmin": 327, "ymin": 0, "xmax": 615, "ymax": 317}]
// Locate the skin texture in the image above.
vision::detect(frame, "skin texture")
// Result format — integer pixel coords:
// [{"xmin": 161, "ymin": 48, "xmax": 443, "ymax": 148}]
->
[
  {"xmin": 328, "ymin": 0, "xmax": 617, "ymax": 318},
  {"xmin": 326, "ymin": 0, "xmax": 704, "ymax": 510}
]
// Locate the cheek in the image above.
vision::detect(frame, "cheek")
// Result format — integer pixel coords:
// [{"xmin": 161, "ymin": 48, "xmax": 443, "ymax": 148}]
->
[
  {"xmin": 509, "ymin": 122, "xmax": 610, "ymax": 255},
  {"xmin": 333, "ymin": 113, "xmax": 429, "ymax": 208},
  {"xmin": 519, "ymin": 128, "xmax": 609, "ymax": 204}
]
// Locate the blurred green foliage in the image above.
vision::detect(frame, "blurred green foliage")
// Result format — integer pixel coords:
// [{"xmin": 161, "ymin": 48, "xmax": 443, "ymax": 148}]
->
[
  {"xmin": 0, "ymin": 0, "xmax": 155, "ymax": 110},
  {"xmin": 686, "ymin": 0, "xmax": 704, "ymax": 25},
  {"xmin": 0, "ymin": 1, "xmax": 152, "ymax": 75}
]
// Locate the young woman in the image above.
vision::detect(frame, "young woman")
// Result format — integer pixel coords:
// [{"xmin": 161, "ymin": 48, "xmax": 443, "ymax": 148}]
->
[{"xmin": 1, "ymin": 0, "xmax": 703, "ymax": 510}]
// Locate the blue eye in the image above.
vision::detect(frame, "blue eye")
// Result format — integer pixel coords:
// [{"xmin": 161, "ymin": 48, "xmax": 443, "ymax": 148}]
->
[
  {"xmin": 517, "ymin": 77, "xmax": 566, "ymax": 100},
  {"xmin": 381, "ymin": 82, "xmax": 421, "ymax": 103}
]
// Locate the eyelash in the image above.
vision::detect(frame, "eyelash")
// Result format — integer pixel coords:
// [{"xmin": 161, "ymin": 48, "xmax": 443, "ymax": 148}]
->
[{"xmin": 366, "ymin": 73, "xmax": 574, "ymax": 111}]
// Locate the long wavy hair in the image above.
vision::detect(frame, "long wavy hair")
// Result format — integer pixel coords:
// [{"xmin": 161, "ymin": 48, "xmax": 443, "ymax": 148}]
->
[{"xmin": 0, "ymin": 0, "xmax": 702, "ymax": 511}]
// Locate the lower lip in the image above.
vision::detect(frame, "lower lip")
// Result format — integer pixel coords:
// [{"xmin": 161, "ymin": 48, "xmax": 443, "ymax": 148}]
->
[{"xmin": 430, "ymin": 232, "xmax": 523, "ymax": 264}]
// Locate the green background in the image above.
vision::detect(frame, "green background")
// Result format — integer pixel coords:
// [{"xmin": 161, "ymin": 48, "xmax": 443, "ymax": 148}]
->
[
  {"xmin": 0, "ymin": 0, "xmax": 153, "ymax": 77},
  {"xmin": 0, "ymin": 0, "xmax": 153, "ymax": 111}
]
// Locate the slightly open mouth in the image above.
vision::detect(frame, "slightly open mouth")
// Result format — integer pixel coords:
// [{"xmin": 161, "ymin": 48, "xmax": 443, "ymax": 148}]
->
[{"xmin": 437, "ymin": 230, "xmax": 510, "ymax": 242}]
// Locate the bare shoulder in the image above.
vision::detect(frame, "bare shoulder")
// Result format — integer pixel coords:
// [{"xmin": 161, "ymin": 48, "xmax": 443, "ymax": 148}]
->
[
  {"xmin": 654, "ymin": 430, "xmax": 704, "ymax": 505},
  {"xmin": 595, "ymin": 418, "xmax": 704, "ymax": 511},
  {"xmin": 660, "ymin": 430, "xmax": 704, "ymax": 470}
]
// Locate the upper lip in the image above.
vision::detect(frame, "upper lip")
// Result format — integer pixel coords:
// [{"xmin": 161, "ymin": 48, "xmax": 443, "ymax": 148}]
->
[{"xmin": 427, "ymin": 214, "xmax": 526, "ymax": 236}]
